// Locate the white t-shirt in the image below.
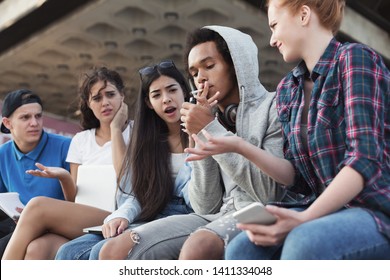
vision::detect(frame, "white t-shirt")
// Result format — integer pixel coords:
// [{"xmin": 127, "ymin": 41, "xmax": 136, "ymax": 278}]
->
[{"xmin": 66, "ymin": 123, "xmax": 131, "ymax": 165}]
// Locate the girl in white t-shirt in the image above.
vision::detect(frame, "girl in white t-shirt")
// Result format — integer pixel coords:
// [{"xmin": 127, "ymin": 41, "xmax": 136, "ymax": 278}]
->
[{"xmin": 3, "ymin": 67, "xmax": 131, "ymax": 259}]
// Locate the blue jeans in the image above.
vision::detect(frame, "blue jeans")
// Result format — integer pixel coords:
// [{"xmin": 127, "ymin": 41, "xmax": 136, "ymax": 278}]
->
[
  {"xmin": 56, "ymin": 199, "xmax": 195, "ymax": 260},
  {"xmin": 56, "ymin": 233, "xmax": 107, "ymax": 260},
  {"xmin": 225, "ymin": 208, "xmax": 390, "ymax": 260},
  {"xmin": 55, "ymin": 221, "xmax": 145, "ymax": 260}
]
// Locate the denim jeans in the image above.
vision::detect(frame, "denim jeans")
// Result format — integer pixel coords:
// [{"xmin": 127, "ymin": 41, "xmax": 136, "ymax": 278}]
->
[
  {"xmin": 124, "ymin": 211, "xmax": 240, "ymax": 260},
  {"xmin": 225, "ymin": 207, "xmax": 390, "ymax": 260},
  {"xmin": 55, "ymin": 214, "xmax": 206, "ymax": 260},
  {"xmin": 55, "ymin": 233, "xmax": 105, "ymax": 260},
  {"xmin": 56, "ymin": 194, "xmax": 195, "ymax": 259},
  {"xmin": 56, "ymin": 211, "xmax": 240, "ymax": 260},
  {"xmin": 55, "ymin": 220, "xmax": 146, "ymax": 260}
]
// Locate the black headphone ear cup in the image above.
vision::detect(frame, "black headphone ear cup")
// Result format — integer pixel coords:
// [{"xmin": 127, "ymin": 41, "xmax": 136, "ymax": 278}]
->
[{"xmin": 223, "ymin": 104, "xmax": 238, "ymax": 127}]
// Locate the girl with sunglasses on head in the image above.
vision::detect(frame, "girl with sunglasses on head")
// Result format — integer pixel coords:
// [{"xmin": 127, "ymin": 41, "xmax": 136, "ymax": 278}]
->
[
  {"xmin": 2, "ymin": 66, "xmax": 131, "ymax": 259},
  {"xmin": 54, "ymin": 60, "xmax": 194, "ymax": 260}
]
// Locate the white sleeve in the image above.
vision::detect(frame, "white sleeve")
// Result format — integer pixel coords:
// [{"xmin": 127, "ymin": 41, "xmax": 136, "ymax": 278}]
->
[{"xmin": 66, "ymin": 132, "xmax": 84, "ymax": 164}]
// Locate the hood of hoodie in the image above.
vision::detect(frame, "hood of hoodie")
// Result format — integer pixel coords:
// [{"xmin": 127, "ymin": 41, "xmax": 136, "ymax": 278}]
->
[
  {"xmin": 202, "ymin": 25, "xmax": 269, "ymax": 104},
  {"xmin": 188, "ymin": 26, "xmax": 284, "ymax": 211}
]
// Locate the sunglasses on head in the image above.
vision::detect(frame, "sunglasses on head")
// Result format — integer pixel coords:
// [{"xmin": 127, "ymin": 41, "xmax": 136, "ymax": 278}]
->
[{"xmin": 138, "ymin": 60, "xmax": 176, "ymax": 81}]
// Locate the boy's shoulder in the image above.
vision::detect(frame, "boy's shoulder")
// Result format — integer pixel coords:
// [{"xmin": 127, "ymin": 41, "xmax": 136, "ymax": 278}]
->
[
  {"xmin": 45, "ymin": 132, "xmax": 72, "ymax": 149},
  {"xmin": 0, "ymin": 140, "xmax": 13, "ymax": 155}
]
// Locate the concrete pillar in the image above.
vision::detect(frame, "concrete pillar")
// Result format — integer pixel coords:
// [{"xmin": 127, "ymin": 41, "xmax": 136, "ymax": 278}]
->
[{"xmin": 340, "ymin": 6, "xmax": 390, "ymax": 60}]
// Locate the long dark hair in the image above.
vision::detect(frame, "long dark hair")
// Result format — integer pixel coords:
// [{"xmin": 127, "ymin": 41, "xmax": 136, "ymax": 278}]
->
[
  {"xmin": 119, "ymin": 61, "xmax": 190, "ymax": 221},
  {"xmin": 78, "ymin": 67, "xmax": 125, "ymax": 130}
]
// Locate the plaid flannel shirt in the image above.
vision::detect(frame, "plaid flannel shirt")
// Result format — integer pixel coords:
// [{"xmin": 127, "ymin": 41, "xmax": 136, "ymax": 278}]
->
[{"xmin": 276, "ymin": 38, "xmax": 390, "ymax": 239}]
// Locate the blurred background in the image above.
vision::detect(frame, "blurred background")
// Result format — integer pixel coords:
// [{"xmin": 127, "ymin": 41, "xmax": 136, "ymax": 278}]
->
[{"xmin": 0, "ymin": 0, "xmax": 389, "ymax": 143}]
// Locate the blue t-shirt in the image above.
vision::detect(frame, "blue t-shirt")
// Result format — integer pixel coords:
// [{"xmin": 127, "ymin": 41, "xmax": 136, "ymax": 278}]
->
[{"xmin": 0, "ymin": 131, "xmax": 71, "ymax": 204}]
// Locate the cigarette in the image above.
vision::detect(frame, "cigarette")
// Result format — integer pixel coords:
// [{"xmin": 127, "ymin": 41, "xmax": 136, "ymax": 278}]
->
[{"xmin": 190, "ymin": 89, "xmax": 202, "ymax": 95}]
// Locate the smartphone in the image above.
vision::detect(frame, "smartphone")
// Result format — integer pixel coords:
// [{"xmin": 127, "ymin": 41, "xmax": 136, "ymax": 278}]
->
[{"xmin": 233, "ymin": 202, "xmax": 276, "ymax": 225}]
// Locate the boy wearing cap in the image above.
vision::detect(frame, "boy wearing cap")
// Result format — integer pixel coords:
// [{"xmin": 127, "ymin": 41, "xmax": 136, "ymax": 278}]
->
[{"xmin": 0, "ymin": 89, "xmax": 72, "ymax": 257}]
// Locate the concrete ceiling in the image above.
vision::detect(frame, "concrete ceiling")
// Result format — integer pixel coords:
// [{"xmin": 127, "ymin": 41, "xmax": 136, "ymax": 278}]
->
[
  {"xmin": 0, "ymin": 0, "xmax": 388, "ymax": 121},
  {"xmin": 0, "ymin": 0, "xmax": 291, "ymax": 121}
]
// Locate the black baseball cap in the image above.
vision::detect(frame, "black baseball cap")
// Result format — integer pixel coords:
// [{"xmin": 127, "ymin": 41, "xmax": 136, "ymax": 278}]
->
[{"xmin": 1, "ymin": 89, "xmax": 43, "ymax": 134}]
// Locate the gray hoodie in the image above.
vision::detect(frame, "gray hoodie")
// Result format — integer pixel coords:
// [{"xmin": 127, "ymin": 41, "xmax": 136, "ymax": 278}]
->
[{"xmin": 188, "ymin": 25, "xmax": 286, "ymax": 215}]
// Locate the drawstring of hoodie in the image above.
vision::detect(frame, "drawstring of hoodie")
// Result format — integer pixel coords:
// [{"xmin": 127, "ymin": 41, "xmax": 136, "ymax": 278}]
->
[{"xmin": 238, "ymin": 85, "xmax": 245, "ymax": 136}]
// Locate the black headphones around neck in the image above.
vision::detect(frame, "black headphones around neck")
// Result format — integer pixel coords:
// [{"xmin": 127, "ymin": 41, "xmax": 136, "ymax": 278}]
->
[{"xmin": 217, "ymin": 104, "xmax": 238, "ymax": 132}]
